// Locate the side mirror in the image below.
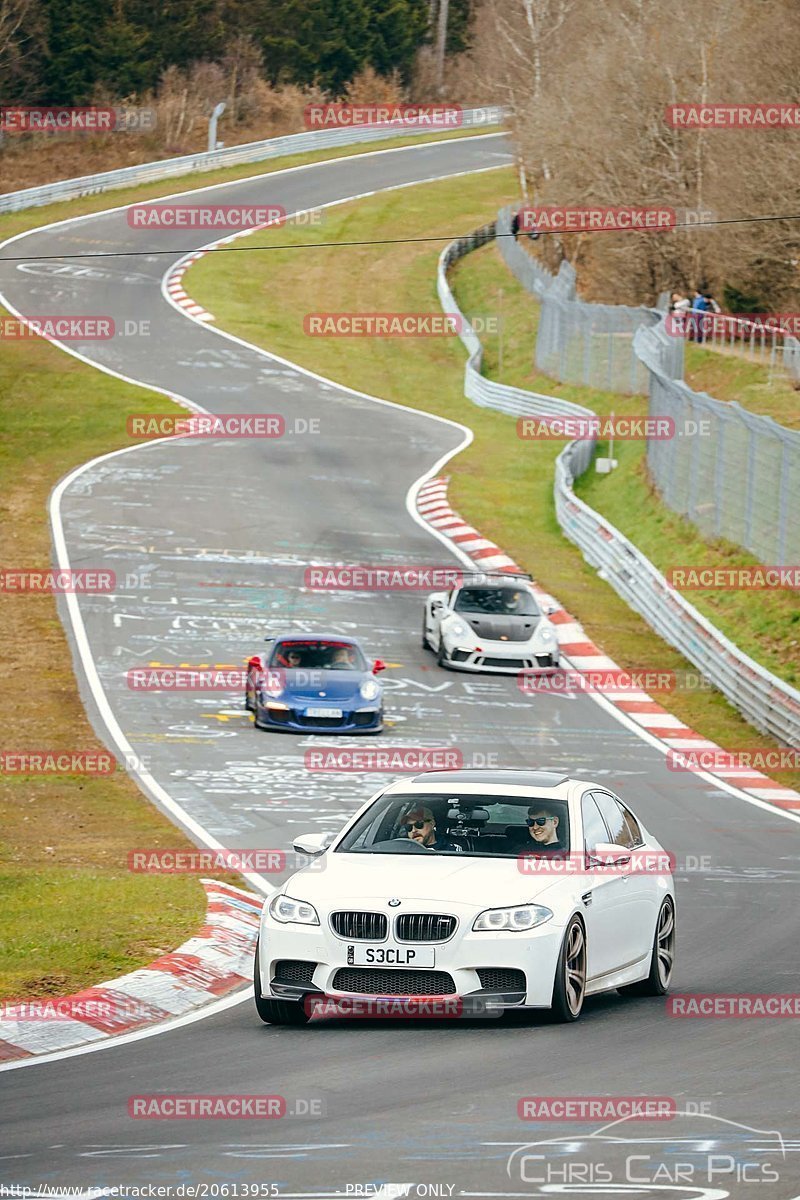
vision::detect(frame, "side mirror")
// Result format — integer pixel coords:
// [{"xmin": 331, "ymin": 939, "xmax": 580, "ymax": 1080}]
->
[
  {"xmin": 430, "ymin": 599, "xmax": 444, "ymax": 612},
  {"xmin": 293, "ymin": 832, "xmax": 333, "ymax": 857},
  {"xmin": 587, "ymin": 842, "xmax": 631, "ymax": 869},
  {"xmin": 372, "ymin": 659, "xmax": 386, "ymax": 674}
]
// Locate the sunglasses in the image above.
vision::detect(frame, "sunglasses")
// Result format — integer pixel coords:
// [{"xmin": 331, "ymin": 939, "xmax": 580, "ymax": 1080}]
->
[
  {"xmin": 527, "ymin": 816, "xmax": 554, "ymax": 827},
  {"xmin": 402, "ymin": 819, "xmax": 430, "ymax": 831}
]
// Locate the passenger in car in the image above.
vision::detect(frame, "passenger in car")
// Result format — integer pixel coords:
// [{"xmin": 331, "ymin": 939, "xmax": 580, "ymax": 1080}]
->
[
  {"xmin": 507, "ymin": 806, "xmax": 567, "ymax": 855},
  {"xmin": 400, "ymin": 806, "xmax": 463, "ymax": 852},
  {"xmin": 276, "ymin": 647, "xmax": 303, "ymax": 668},
  {"xmin": 329, "ymin": 646, "xmax": 356, "ymax": 669}
]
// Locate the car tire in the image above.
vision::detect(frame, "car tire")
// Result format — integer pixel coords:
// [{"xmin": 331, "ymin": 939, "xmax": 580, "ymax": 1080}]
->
[
  {"xmin": 422, "ymin": 616, "xmax": 431, "ymax": 650},
  {"xmin": 245, "ymin": 681, "xmax": 254, "ymax": 712},
  {"xmin": 252, "ymin": 704, "xmax": 264, "ymax": 730},
  {"xmin": 549, "ymin": 916, "xmax": 587, "ymax": 1022},
  {"xmin": 437, "ymin": 638, "xmax": 451, "ymax": 669},
  {"xmin": 253, "ymin": 941, "xmax": 310, "ymax": 1026},
  {"xmin": 618, "ymin": 897, "xmax": 675, "ymax": 998}
]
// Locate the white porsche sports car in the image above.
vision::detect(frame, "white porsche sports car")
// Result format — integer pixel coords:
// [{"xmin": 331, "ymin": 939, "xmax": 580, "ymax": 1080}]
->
[
  {"xmin": 422, "ymin": 573, "xmax": 560, "ymax": 673},
  {"xmin": 254, "ymin": 769, "xmax": 676, "ymax": 1025}
]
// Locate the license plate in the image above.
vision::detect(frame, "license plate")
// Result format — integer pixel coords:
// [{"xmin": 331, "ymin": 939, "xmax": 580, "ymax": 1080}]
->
[
  {"xmin": 349, "ymin": 944, "xmax": 435, "ymax": 967},
  {"xmin": 305, "ymin": 707, "xmax": 343, "ymax": 718}
]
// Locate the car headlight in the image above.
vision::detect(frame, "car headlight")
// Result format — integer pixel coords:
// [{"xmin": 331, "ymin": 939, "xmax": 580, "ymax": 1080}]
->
[
  {"xmin": 268, "ymin": 894, "xmax": 319, "ymax": 925},
  {"xmin": 447, "ymin": 619, "xmax": 469, "ymax": 640},
  {"xmin": 359, "ymin": 679, "xmax": 380, "ymax": 701},
  {"xmin": 473, "ymin": 904, "xmax": 553, "ymax": 932},
  {"xmin": 538, "ymin": 624, "xmax": 554, "ymax": 642}
]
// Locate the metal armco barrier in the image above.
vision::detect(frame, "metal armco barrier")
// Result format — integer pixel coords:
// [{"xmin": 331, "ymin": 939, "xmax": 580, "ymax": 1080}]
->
[
  {"xmin": 438, "ymin": 224, "xmax": 594, "ymax": 425},
  {"xmin": 439, "ymin": 222, "xmax": 800, "ymax": 748},
  {"xmin": 0, "ymin": 107, "xmax": 506, "ymax": 214}
]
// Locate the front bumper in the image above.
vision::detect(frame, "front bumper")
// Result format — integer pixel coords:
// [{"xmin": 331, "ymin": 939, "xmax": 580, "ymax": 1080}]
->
[
  {"xmin": 441, "ymin": 641, "xmax": 560, "ymax": 674},
  {"xmin": 257, "ymin": 910, "xmax": 565, "ymax": 1010},
  {"xmin": 255, "ymin": 703, "xmax": 383, "ymax": 734}
]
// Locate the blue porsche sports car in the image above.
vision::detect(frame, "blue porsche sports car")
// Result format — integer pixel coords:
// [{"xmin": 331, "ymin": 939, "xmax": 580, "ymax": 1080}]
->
[{"xmin": 245, "ymin": 633, "xmax": 386, "ymax": 733}]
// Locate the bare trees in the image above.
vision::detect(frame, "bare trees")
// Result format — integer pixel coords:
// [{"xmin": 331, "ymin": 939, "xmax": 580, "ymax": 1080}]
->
[
  {"xmin": 473, "ymin": 0, "xmax": 800, "ymax": 308},
  {"xmin": 0, "ymin": 0, "xmax": 42, "ymax": 95}
]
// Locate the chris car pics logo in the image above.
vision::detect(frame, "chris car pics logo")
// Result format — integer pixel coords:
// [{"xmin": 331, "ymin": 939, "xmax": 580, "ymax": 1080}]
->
[{"xmin": 506, "ymin": 1111, "xmax": 786, "ymax": 1191}]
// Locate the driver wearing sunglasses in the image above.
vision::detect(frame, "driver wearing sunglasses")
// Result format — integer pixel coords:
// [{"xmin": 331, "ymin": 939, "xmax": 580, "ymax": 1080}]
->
[
  {"xmin": 400, "ymin": 806, "xmax": 462, "ymax": 852},
  {"xmin": 508, "ymin": 805, "xmax": 566, "ymax": 855}
]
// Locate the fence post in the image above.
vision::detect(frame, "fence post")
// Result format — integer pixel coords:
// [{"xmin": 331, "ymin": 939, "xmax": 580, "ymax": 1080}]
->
[
  {"xmin": 713, "ymin": 415, "xmax": 725, "ymax": 537},
  {"xmin": 743, "ymin": 425, "xmax": 758, "ymax": 552},
  {"xmin": 776, "ymin": 439, "xmax": 790, "ymax": 565}
]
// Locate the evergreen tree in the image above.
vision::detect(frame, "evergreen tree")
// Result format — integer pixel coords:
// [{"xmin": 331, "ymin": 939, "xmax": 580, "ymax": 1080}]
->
[
  {"xmin": 94, "ymin": 1, "xmax": 152, "ymax": 97},
  {"xmin": 369, "ymin": 0, "xmax": 428, "ymax": 82},
  {"xmin": 43, "ymin": 0, "xmax": 103, "ymax": 103},
  {"xmin": 26, "ymin": 0, "xmax": 438, "ymax": 107}
]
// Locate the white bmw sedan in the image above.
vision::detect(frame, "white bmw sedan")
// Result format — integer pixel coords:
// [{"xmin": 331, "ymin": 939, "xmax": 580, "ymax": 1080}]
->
[{"xmin": 254, "ymin": 769, "xmax": 676, "ymax": 1025}]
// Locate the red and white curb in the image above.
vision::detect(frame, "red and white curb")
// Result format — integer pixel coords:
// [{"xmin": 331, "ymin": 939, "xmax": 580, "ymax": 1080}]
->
[
  {"xmin": 164, "ymin": 214, "xmax": 288, "ymax": 324},
  {"xmin": 165, "ymin": 253, "xmax": 215, "ymax": 321},
  {"xmin": 0, "ymin": 880, "xmax": 261, "ymax": 1062},
  {"xmin": 416, "ymin": 476, "xmax": 800, "ymax": 814},
  {"xmin": 416, "ymin": 478, "xmax": 521, "ymax": 573}
]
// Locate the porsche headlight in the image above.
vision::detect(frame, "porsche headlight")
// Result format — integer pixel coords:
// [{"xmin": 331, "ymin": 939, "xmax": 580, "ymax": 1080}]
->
[
  {"xmin": 359, "ymin": 679, "xmax": 380, "ymax": 701},
  {"xmin": 538, "ymin": 624, "xmax": 554, "ymax": 642},
  {"xmin": 473, "ymin": 904, "xmax": 553, "ymax": 932},
  {"xmin": 261, "ymin": 673, "xmax": 284, "ymax": 698},
  {"xmin": 448, "ymin": 619, "xmax": 469, "ymax": 640},
  {"xmin": 268, "ymin": 894, "xmax": 319, "ymax": 925}
]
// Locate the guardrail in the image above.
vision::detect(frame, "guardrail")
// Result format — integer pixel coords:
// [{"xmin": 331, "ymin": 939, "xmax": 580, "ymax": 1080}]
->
[
  {"xmin": 0, "ymin": 107, "xmax": 506, "ymax": 215},
  {"xmin": 438, "ymin": 223, "xmax": 595, "ymax": 427},
  {"xmin": 438, "ymin": 220, "xmax": 800, "ymax": 747}
]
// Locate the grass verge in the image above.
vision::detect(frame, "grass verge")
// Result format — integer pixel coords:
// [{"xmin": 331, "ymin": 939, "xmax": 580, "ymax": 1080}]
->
[
  {"xmin": 0, "ymin": 312, "xmax": 217, "ymax": 998},
  {"xmin": 683, "ymin": 341, "xmax": 800, "ymax": 428},
  {"xmin": 186, "ymin": 172, "xmax": 800, "ymax": 792}
]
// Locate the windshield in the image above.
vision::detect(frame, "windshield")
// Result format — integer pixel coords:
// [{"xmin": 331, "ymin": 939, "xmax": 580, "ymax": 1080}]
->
[
  {"xmin": 268, "ymin": 639, "xmax": 367, "ymax": 671},
  {"xmin": 454, "ymin": 587, "xmax": 539, "ymax": 617},
  {"xmin": 336, "ymin": 792, "xmax": 570, "ymax": 857}
]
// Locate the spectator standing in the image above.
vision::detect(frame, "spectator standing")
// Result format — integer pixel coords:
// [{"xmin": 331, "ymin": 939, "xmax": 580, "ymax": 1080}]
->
[{"xmin": 691, "ymin": 288, "xmax": 712, "ymax": 343}]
